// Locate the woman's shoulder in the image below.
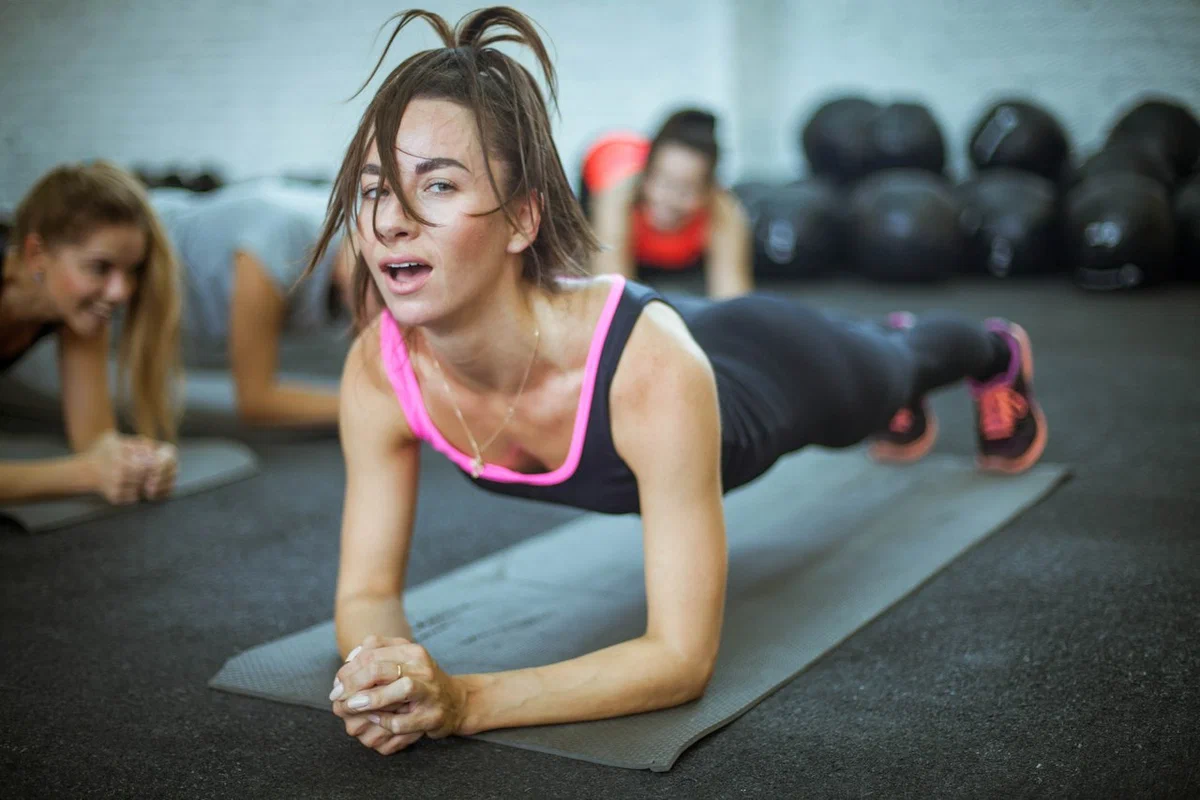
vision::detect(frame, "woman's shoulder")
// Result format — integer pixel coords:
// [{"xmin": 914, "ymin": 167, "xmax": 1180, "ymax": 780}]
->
[
  {"xmin": 341, "ymin": 315, "xmax": 417, "ymax": 444},
  {"xmin": 549, "ymin": 274, "xmax": 696, "ymax": 376},
  {"xmin": 710, "ymin": 185, "xmax": 748, "ymax": 224},
  {"xmin": 606, "ymin": 295, "xmax": 718, "ymax": 462},
  {"xmin": 344, "ymin": 317, "xmax": 389, "ymax": 392},
  {"xmin": 607, "ymin": 285, "xmax": 714, "ymax": 411}
]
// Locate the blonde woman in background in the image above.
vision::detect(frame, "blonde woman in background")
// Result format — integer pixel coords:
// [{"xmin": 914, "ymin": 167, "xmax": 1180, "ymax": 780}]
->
[{"xmin": 0, "ymin": 162, "xmax": 181, "ymax": 506}]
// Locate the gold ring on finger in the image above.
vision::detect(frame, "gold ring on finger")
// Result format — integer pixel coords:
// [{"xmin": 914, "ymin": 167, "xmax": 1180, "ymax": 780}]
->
[{"xmin": 397, "ymin": 663, "xmax": 404, "ymax": 679}]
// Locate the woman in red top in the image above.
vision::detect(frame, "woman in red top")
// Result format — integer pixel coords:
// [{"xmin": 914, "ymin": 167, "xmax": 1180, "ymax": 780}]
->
[{"xmin": 581, "ymin": 110, "xmax": 754, "ymax": 298}]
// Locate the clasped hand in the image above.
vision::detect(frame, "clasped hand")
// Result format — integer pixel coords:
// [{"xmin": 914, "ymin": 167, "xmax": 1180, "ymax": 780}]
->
[
  {"xmin": 329, "ymin": 635, "xmax": 467, "ymax": 755},
  {"xmin": 87, "ymin": 431, "xmax": 177, "ymax": 504}
]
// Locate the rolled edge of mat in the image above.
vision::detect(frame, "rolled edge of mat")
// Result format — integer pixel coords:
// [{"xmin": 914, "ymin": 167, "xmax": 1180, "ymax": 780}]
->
[
  {"xmin": 205, "ymin": 679, "xmax": 332, "ymax": 715},
  {"xmin": 471, "ymin": 730, "xmax": 668, "ymax": 771}
]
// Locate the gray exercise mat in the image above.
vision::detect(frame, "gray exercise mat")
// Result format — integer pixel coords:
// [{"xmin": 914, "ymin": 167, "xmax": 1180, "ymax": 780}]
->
[
  {"xmin": 209, "ymin": 448, "xmax": 1069, "ymax": 771},
  {"xmin": 0, "ymin": 334, "xmax": 340, "ymax": 436},
  {"xmin": 0, "ymin": 435, "xmax": 260, "ymax": 532}
]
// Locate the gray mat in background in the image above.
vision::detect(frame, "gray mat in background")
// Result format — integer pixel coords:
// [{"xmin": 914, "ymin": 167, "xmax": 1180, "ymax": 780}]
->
[
  {"xmin": 210, "ymin": 448, "xmax": 1069, "ymax": 771},
  {"xmin": 0, "ymin": 436, "xmax": 260, "ymax": 532},
  {"xmin": 0, "ymin": 333, "xmax": 342, "ymax": 438}
]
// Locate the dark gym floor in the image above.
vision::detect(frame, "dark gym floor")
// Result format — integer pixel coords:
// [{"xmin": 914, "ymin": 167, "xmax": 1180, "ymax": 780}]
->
[{"xmin": 2, "ymin": 276, "xmax": 1197, "ymax": 800}]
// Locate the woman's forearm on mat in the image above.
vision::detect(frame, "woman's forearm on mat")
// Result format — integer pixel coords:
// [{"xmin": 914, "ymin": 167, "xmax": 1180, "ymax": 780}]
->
[
  {"xmin": 455, "ymin": 635, "xmax": 710, "ymax": 735},
  {"xmin": 237, "ymin": 383, "xmax": 341, "ymax": 428},
  {"xmin": 335, "ymin": 594, "xmax": 414, "ymax": 658},
  {"xmin": 0, "ymin": 457, "xmax": 96, "ymax": 503}
]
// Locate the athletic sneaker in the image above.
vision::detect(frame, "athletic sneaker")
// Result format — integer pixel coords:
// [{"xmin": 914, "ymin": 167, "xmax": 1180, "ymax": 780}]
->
[
  {"xmin": 968, "ymin": 319, "xmax": 1048, "ymax": 474},
  {"xmin": 869, "ymin": 312, "xmax": 939, "ymax": 464}
]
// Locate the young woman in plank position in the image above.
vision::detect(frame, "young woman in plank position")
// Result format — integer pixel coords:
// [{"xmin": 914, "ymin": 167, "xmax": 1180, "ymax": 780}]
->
[
  {"xmin": 1, "ymin": 162, "xmax": 180, "ymax": 507},
  {"xmin": 580, "ymin": 109, "xmax": 754, "ymax": 299},
  {"xmin": 314, "ymin": 7, "xmax": 1048, "ymax": 755}
]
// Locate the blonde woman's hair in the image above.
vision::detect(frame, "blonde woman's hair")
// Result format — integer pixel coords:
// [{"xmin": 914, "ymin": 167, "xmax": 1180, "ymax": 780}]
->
[{"xmin": 12, "ymin": 161, "xmax": 182, "ymax": 440}]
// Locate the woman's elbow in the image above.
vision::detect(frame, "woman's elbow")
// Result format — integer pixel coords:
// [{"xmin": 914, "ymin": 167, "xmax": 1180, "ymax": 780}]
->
[
  {"xmin": 236, "ymin": 400, "xmax": 268, "ymax": 426},
  {"xmin": 661, "ymin": 670, "xmax": 712, "ymax": 709},
  {"xmin": 234, "ymin": 385, "xmax": 274, "ymax": 426},
  {"xmin": 661, "ymin": 651, "xmax": 717, "ymax": 706},
  {"xmin": 684, "ymin": 660, "xmax": 716, "ymax": 701}
]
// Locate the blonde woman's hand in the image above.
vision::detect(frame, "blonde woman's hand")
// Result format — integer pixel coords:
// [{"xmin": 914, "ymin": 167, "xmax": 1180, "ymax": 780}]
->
[
  {"xmin": 140, "ymin": 441, "xmax": 178, "ymax": 500},
  {"xmin": 83, "ymin": 432, "xmax": 153, "ymax": 505}
]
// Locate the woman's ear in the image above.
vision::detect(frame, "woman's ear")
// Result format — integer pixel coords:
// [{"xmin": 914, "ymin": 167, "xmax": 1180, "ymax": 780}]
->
[
  {"xmin": 22, "ymin": 232, "xmax": 49, "ymax": 267},
  {"xmin": 505, "ymin": 190, "xmax": 543, "ymax": 255}
]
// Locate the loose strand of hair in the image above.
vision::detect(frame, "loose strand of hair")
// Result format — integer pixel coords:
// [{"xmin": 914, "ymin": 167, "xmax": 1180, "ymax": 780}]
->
[{"xmin": 350, "ymin": 10, "xmax": 455, "ymax": 102}]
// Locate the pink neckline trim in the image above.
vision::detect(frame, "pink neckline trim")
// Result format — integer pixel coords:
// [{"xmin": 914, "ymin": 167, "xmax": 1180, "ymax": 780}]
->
[{"xmin": 378, "ymin": 275, "xmax": 627, "ymax": 485}]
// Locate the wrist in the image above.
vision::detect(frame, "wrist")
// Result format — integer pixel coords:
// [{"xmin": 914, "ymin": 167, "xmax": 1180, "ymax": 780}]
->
[
  {"xmin": 72, "ymin": 450, "xmax": 102, "ymax": 495},
  {"xmin": 453, "ymin": 673, "xmax": 489, "ymax": 736}
]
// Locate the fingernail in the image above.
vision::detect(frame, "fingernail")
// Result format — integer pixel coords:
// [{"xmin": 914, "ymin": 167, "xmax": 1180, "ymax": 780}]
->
[
  {"xmin": 347, "ymin": 694, "xmax": 370, "ymax": 710},
  {"xmin": 368, "ymin": 714, "xmax": 381, "ymax": 725},
  {"xmin": 328, "ymin": 680, "xmax": 343, "ymax": 701},
  {"xmin": 346, "ymin": 645, "xmax": 362, "ymax": 662}
]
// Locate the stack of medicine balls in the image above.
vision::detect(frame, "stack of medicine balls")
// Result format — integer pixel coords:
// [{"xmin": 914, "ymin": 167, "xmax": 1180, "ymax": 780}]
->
[{"xmin": 734, "ymin": 93, "xmax": 1199, "ymax": 291}]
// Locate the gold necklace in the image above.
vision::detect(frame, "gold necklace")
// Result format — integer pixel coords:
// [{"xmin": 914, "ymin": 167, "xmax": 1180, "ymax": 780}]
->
[{"xmin": 427, "ymin": 326, "xmax": 541, "ymax": 479}]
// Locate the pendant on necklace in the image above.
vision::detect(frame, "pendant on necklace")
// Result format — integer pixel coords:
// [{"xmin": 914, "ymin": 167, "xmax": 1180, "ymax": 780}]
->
[{"xmin": 470, "ymin": 457, "xmax": 484, "ymax": 479}]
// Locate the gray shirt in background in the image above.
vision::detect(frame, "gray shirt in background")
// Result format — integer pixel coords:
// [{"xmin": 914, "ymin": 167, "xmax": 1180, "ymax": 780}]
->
[{"xmin": 150, "ymin": 179, "xmax": 343, "ymax": 366}]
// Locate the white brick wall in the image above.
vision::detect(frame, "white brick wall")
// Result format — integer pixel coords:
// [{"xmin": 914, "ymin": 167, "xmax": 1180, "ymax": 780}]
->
[
  {"xmin": 0, "ymin": 0, "xmax": 735, "ymax": 205},
  {"xmin": 750, "ymin": 0, "xmax": 1200, "ymax": 181},
  {"xmin": 1, "ymin": 0, "xmax": 1197, "ymax": 206}
]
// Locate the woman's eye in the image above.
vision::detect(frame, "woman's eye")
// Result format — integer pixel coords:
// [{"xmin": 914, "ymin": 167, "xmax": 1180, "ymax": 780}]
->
[
  {"xmin": 427, "ymin": 181, "xmax": 454, "ymax": 194},
  {"xmin": 360, "ymin": 185, "xmax": 383, "ymax": 200}
]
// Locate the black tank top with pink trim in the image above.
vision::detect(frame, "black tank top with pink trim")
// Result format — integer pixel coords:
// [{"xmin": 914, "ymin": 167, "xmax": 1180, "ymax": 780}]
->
[{"xmin": 379, "ymin": 276, "xmax": 791, "ymax": 515}]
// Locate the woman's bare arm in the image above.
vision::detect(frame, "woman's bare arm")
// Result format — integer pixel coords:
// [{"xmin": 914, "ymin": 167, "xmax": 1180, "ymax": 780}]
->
[
  {"xmin": 588, "ymin": 178, "xmax": 637, "ymax": 278},
  {"xmin": 453, "ymin": 305, "xmax": 727, "ymax": 734},
  {"xmin": 58, "ymin": 324, "xmax": 120, "ymax": 450},
  {"xmin": 228, "ymin": 250, "xmax": 341, "ymax": 427},
  {"xmin": 704, "ymin": 190, "xmax": 754, "ymax": 299},
  {"xmin": 333, "ymin": 325, "xmax": 423, "ymax": 656}
]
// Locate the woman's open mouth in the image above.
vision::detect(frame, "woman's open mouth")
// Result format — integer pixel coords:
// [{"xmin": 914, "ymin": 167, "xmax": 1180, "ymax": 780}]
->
[{"xmin": 380, "ymin": 258, "xmax": 433, "ymax": 295}]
